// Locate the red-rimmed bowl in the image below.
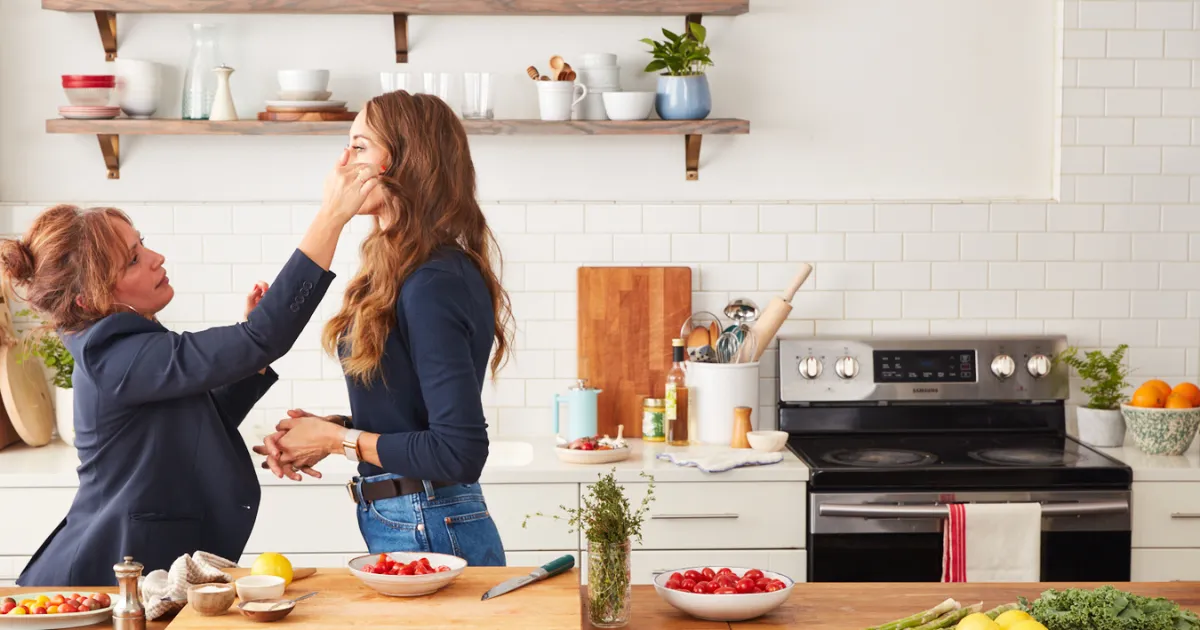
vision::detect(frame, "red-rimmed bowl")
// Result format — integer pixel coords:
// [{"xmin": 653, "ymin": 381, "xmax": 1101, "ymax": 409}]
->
[{"xmin": 62, "ymin": 75, "xmax": 115, "ymax": 87}]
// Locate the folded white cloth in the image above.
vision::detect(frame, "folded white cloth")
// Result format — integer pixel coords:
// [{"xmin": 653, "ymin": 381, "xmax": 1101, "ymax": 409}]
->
[
  {"xmin": 141, "ymin": 551, "xmax": 238, "ymax": 620},
  {"xmin": 656, "ymin": 449, "xmax": 784, "ymax": 473},
  {"xmin": 951, "ymin": 503, "xmax": 1042, "ymax": 583}
]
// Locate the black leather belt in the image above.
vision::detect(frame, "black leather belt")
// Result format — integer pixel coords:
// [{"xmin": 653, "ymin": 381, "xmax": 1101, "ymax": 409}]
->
[{"xmin": 346, "ymin": 478, "xmax": 456, "ymax": 504}]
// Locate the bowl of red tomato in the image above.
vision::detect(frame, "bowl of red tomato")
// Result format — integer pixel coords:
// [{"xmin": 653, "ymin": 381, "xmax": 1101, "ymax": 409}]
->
[
  {"xmin": 347, "ymin": 552, "xmax": 466, "ymax": 597},
  {"xmin": 653, "ymin": 566, "xmax": 794, "ymax": 622}
]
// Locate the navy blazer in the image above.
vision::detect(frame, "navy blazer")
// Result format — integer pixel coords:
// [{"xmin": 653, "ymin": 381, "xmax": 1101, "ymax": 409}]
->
[{"xmin": 18, "ymin": 249, "xmax": 335, "ymax": 587}]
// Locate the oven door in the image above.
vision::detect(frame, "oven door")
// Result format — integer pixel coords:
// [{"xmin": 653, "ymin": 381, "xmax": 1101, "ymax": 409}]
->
[{"xmin": 809, "ymin": 491, "xmax": 1131, "ymax": 582}]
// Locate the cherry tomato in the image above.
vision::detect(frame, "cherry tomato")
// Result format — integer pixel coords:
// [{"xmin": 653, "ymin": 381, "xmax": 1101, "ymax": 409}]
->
[
  {"xmin": 692, "ymin": 582, "xmax": 710, "ymax": 594},
  {"xmin": 33, "ymin": 607, "xmax": 47, "ymax": 615},
  {"xmin": 716, "ymin": 567, "xmax": 735, "ymax": 576},
  {"xmin": 755, "ymin": 577, "xmax": 772, "ymax": 589},
  {"xmin": 664, "ymin": 578, "xmax": 681, "ymax": 590},
  {"xmin": 701, "ymin": 567, "xmax": 716, "ymax": 580},
  {"xmin": 60, "ymin": 603, "xmax": 78, "ymax": 614},
  {"xmin": 669, "ymin": 572, "xmax": 683, "ymax": 583},
  {"xmin": 436, "ymin": 566, "xmax": 451, "ymax": 573},
  {"xmin": 419, "ymin": 557, "xmax": 432, "ymax": 567},
  {"xmin": 744, "ymin": 569, "xmax": 764, "ymax": 581},
  {"xmin": 735, "ymin": 578, "xmax": 756, "ymax": 594},
  {"xmin": 10, "ymin": 606, "xmax": 27, "ymax": 615},
  {"xmin": 0, "ymin": 602, "xmax": 15, "ymax": 614},
  {"xmin": 765, "ymin": 582, "xmax": 785, "ymax": 592},
  {"xmin": 96, "ymin": 594, "xmax": 112, "ymax": 608},
  {"xmin": 683, "ymin": 570, "xmax": 703, "ymax": 582},
  {"xmin": 681, "ymin": 578, "xmax": 697, "ymax": 591},
  {"xmin": 47, "ymin": 606, "xmax": 59, "ymax": 614},
  {"xmin": 714, "ymin": 586, "xmax": 738, "ymax": 594},
  {"xmin": 79, "ymin": 606, "xmax": 91, "ymax": 613}
]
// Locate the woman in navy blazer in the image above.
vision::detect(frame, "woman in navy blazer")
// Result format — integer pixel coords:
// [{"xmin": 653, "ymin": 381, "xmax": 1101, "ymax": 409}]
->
[{"xmin": 1, "ymin": 157, "xmax": 381, "ymax": 586}]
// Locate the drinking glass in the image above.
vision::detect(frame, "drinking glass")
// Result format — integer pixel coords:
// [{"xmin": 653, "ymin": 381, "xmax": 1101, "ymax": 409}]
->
[
  {"xmin": 461, "ymin": 72, "xmax": 494, "ymax": 119},
  {"xmin": 380, "ymin": 71, "xmax": 411, "ymax": 95},
  {"xmin": 182, "ymin": 24, "xmax": 222, "ymax": 119},
  {"xmin": 422, "ymin": 72, "xmax": 453, "ymax": 103}
]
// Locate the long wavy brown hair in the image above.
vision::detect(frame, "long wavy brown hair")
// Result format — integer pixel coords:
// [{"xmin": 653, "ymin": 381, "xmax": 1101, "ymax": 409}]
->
[{"xmin": 321, "ymin": 91, "xmax": 513, "ymax": 384}]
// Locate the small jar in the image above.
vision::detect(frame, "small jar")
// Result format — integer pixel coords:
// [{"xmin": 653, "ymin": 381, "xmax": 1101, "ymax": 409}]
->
[{"xmin": 642, "ymin": 398, "xmax": 666, "ymax": 442}]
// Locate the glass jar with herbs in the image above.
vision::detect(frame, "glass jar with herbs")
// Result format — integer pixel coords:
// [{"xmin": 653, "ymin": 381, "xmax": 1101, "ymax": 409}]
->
[{"xmin": 523, "ymin": 469, "xmax": 655, "ymax": 628}]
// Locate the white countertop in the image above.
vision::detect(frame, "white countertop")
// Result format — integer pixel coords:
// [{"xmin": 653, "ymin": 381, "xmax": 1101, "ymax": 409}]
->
[
  {"xmin": 0, "ymin": 436, "xmax": 808, "ymax": 489},
  {"xmin": 1096, "ymin": 434, "xmax": 1200, "ymax": 482}
]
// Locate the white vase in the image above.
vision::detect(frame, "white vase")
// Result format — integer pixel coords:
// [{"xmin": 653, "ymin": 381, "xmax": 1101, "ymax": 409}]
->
[
  {"xmin": 54, "ymin": 387, "xmax": 75, "ymax": 447},
  {"xmin": 208, "ymin": 65, "xmax": 238, "ymax": 121},
  {"xmin": 1076, "ymin": 406, "xmax": 1125, "ymax": 448}
]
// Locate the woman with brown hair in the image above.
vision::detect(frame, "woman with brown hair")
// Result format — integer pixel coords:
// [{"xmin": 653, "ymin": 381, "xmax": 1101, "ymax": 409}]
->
[
  {"xmin": 257, "ymin": 91, "xmax": 514, "ymax": 567},
  {"xmin": 2, "ymin": 160, "xmax": 380, "ymax": 586}
]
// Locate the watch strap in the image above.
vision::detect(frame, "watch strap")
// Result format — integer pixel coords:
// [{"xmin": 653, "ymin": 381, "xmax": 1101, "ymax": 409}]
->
[{"xmin": 342, "ymin": 429, "xmax": 363, "ymax": 462}]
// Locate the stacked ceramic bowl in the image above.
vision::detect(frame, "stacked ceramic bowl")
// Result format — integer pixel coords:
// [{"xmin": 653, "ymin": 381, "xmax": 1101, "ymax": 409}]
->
[
  {"xmin": 115, "ymin": 59, "xmax": 161, "ymax": 119},
  {"xmin": 61, "ymin": 75, "xmax": 120, "ymax": 119},
  {"xmin": 574, "ymin": 53, "xmax": 620, "ymax": 121}
]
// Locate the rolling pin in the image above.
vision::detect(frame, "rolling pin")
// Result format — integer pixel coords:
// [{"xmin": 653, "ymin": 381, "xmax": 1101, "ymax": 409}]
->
[{"xmin": 739, "ymin": 262, "xmax": 813, "ymax": 363}]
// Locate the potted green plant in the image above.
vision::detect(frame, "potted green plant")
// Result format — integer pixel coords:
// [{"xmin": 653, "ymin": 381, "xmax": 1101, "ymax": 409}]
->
[
  {"xmin": 640, "ymin": 23, "xmax": 713, "ymax": 120},
  {"xmin": 524, "ymin": 469, "xmax": 655, "ymax": 628},
  {"xmin": 1055, "ymin": 344, "xmax": 1130, "ymax": 448},
  {"xmin": 17, "ymin": 311, "xmax": 75, "ymax": 446}
]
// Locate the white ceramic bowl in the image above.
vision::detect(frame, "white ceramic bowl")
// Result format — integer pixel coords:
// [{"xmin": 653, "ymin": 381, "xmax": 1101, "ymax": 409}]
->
[
  {"xmin": 653, "ymin": 568, "xmax": 795, "ymax": 622},
  {"xmin": 0, "ymin": 592, "xmax": 117, "ymax": 629},
  {"xmin": 234, "ymin": 575, "xmax": 286, "ymax": 602},
  {"xmin": 601, "ymin": 91, "xmax": 654, "ymax": 121},
  {"xmin": 347, "ymin": 552, "xmax": 467, "ymax": 597},
  {"xmin": 277, "ymin": 69, "xmax": 330, "ymax": 93},
  {"xmin": 64, "ymin": 87, "xmax": 113, "ymax": 106},
  {"xmin": 746, "ymin": 431, "xmax": 788, "ymax": 453}
]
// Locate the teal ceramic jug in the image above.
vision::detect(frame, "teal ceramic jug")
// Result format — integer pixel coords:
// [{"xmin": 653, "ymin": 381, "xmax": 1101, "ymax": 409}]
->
[{"xmin": 553, "ymin": 379, "xmax": 601, "ymax": 441}]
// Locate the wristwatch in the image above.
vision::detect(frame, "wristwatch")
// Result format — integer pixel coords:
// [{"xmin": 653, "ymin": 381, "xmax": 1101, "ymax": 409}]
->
[
  {"xmin": 342, "ymin": 429, "xmax": 363, "ymax": 462},
  {"xmin": 330, "ymin": 414, "xmax": 353, "ymax": 429}
]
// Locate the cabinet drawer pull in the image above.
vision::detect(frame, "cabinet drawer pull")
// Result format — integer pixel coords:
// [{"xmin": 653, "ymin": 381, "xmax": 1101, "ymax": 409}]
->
[
  {"xmin": 1169, "ymin": 513, "xmax": 1200, "ymax": 519},
  {"xmin": 650, "ymin": 513, "xmax": 740, "ymax": 520}
]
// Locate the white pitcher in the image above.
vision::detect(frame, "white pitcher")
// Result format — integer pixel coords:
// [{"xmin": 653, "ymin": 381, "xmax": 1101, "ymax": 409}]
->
[{"xmin": 209, "ymin": 65, "xmax": 238, "ymax": 121}]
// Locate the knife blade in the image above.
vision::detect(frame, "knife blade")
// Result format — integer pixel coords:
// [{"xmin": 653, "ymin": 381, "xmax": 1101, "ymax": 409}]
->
[{"xmin": 481, "ymin": 554, "xmax": 575, "ymax": 600}]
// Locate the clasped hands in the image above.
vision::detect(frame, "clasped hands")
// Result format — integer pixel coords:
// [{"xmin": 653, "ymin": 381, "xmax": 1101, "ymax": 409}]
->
[{"xmin": 253, "ymin": 409, "xmax": 348, "ymax": 482}]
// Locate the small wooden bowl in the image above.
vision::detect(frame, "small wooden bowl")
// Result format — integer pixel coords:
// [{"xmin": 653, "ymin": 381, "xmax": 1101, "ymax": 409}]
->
[
  {"xmin": 187, "ymin": 583, "xmax": 235, "ymax": 616},
  {"xmin": 238, "ymin": 598, "xmax": 297, "ymax": 622}
]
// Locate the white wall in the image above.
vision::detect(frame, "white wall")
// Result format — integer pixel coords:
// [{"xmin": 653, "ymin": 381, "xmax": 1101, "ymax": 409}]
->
[
  {"xmin": 2, "ymin": 0, "xmax": 1199, "ymax": 443},
  {"xmin": 0, "ymin": 0, "xmax": 1054, "ymax": 201}
]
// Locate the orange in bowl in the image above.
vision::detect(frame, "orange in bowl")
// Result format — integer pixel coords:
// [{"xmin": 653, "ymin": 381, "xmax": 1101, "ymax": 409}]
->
[
  {"xmin": 1142, "ymin": 380, "xmax": 1172, "ymax": 399},
  {"xmin": 1165, "ymin": 394, "xmax": 1194, "ymax": 409},
  {"xmin": 1171, "ymin": 383, "xmax": 1200, "ymax": 407},
  {"xmin": 1131, "ymin": 385, "xmax": 1166, "ymax": 408}
]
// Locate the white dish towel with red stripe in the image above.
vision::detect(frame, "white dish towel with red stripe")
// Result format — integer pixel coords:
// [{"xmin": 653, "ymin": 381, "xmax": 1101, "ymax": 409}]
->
[{"xmin": 942, "ymin": 503, "xmax": 1042, "ymax": 583}]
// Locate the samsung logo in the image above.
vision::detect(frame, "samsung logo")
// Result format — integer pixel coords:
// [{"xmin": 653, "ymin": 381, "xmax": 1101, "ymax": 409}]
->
[{"xmin": 912, "ymin": 387, "xmax": 940, "ymax": 394}]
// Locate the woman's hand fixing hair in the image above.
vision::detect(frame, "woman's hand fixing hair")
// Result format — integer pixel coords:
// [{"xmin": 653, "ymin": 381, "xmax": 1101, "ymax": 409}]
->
[{"xmin": 321, "ymin": 148, "xmax": 381, "ymax": 223}]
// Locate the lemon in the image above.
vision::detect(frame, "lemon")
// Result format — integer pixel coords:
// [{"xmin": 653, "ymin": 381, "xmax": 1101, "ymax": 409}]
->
[
  {"xmin": 957, "ymin": 613, "xmax": 1001, "ymax": 630},
  {"xmin": 995, "ymin": 610, "xmax": 1034, "ymax": 628},
  {"xmin": 251, "ymin": 552, "xmax": 294, "ymax": 586},
  {"xmin": 1009, "ymin": 621, "xmax": 1048, "ymax": 630}
]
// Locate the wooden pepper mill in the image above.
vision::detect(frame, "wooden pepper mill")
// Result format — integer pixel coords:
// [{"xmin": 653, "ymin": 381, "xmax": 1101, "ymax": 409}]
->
[{"xmin": 731, "ymin": 407, "xmax": 753, "ymax": 449}]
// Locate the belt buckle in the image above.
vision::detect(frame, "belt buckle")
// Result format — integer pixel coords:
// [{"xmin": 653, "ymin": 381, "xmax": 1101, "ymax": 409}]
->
[{"xmin": 346, "ymin": 480, "xmax": 359, "ymax": 504}]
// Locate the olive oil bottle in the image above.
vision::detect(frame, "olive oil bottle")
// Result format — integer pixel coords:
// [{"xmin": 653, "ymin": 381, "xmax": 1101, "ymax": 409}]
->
[{"xmin": 665, "ymin": 339, "xmax": 690, "ymax": 446}]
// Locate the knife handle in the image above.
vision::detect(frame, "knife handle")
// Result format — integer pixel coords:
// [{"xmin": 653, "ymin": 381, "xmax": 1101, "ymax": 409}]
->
[{"xmin": 540, "ymin": 554, "xmax": 575, "ymax": 578}]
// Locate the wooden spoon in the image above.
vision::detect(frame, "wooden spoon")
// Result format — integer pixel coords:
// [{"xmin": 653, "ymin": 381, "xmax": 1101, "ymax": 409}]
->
[
  {"xmin": 560, "ymin": 63, "xmax": 576, "ymax": 81},
  {"xmin": 526, "ymin": 66, "xmax": 540, "ymax": 81},
  {"xmin": 549, "ymin": 55, "xmax": 565, "ymax": 80}
]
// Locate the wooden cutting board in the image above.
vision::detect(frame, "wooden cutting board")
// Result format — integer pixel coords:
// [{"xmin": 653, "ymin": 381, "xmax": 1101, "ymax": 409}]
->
[
  {"xmin": 166, "ymin": 568, "xmax": 581, "ymax": 630},
  {"xmin": 577, "ymin": 267, "xmax": 692, "ymax": 439},
  {"xmin": 257, "ymin": 110, "xmax": 357, "ymax": 122},
  {"xmin": 0, "ymin": 289, "xmax": 53, "ymax": 447}
]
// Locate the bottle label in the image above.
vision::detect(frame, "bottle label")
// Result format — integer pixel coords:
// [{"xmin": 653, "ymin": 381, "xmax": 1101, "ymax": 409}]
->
[
  {"xmin": 665, "ymin": 383, "xmax": 678, "ymax": 421},
  {"xmin": 642, "ymin": 409, "xmax": 665, "ymax": 440}
]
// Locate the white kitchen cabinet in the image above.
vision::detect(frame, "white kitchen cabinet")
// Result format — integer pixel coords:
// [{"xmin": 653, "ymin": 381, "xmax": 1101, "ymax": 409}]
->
[
  {"xmin": 580, "ymin": 550, "xmax": 807, "ymax": 585},
  {"xmin": 504, "ymin": 551, "xmax": 580, "ymax": 570},
  {"xmin": 1131, "ymin": 549, "xmax": 1200, "ymax": 582},
  {"xmin": 240, "ymin": 553, "xmax": 362, "ymax": 569},
  {"xmin": 483, "ymin": 484, "xmax": 579, "ymax": 551},
  {"xmin": 1131, "ymin": 482, "xmax": 1200, "ymax": 548},
  {"xmin": 0, "ymin": 489, "xmax": 75, "ymax": 555},
  {"xmin": 586, "ymin": 482, "xmax": 806, "ymax": 551}
]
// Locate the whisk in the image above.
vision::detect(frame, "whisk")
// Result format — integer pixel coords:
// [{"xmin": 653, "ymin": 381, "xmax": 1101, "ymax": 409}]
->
[{"xmin": 715, "ymin": 298, "xmax": 759, "ymax": 363}]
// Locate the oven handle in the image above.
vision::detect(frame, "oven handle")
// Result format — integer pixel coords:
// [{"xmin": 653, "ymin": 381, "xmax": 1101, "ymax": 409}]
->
[{"xmin": 819, "ymin": 500, "xmax": 1128, "ymax": 519}]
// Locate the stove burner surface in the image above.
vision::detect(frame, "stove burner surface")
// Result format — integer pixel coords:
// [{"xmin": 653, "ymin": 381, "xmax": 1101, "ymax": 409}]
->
[
  {"xmin": 968, "ymin": 448, "xmax": 1080, "ymax": 466},
  {"xmin": 822, "ymin": 448, "xmax": 937, "ymax": 468}
]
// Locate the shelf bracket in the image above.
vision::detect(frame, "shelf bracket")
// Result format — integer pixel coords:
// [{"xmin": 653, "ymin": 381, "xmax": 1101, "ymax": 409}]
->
[
  {"xmin": 684, "ymin": 134, "xmax": 701, "ymax": 180},
  {"xmin": 97, "ymin": 134, "xmax": 119, "ymax": 179},
  {"xmin": 94, "ymin": 10, "xmax": 117, "ymax": 61},
  {"xmin": 393, "ymin": 13, "xmax": 409, "ymax": 63},
  {"xmin": 685, "ymin": 12, "xmax": 702, "ymax": 35}
]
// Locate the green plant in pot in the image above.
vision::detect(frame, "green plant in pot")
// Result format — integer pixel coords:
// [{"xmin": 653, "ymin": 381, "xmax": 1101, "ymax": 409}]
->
[
  {"xmin": 641, "ymin": 23, "xmax": 713, "ymax": 120},
  {"xmin": 16, "ymin": 310, "xmax": 76, "ymax": 446},
  {"xmin": 1055, "ymin": 344, "xmax": 1130, "ymax": 448},
  {"xmin": 524, "ymin": 469, "xmax": 654, "ymax": 628}
]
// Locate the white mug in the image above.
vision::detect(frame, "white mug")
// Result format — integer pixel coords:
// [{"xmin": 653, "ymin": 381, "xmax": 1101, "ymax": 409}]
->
[{"xmin": 536, "ymin": 81, "xmax": 588, "ymax": 121}]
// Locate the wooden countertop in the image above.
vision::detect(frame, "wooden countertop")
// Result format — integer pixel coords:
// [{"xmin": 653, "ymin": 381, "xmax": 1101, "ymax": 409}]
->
[{"xmin": 6, "ymin": 579, "xmax": 1200, "ymax": 629}]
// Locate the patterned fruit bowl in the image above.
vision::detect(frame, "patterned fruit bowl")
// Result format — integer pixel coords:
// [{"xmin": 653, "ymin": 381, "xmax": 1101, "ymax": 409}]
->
[{"xmin": 1120, "ymin": 404, "xmax": 1200, "ymax": 456}]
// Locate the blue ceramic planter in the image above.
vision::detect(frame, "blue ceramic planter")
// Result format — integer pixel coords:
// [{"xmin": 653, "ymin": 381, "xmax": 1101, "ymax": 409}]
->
[{"xmin": 655, "ymin": 75, "xmax": 711, "ymax": 120}]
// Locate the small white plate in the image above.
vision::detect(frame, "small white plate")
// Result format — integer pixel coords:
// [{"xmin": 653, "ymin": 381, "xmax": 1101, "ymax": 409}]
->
[
  {"xmin": 277, "ymin": 90, "xmax": 332, "ymax": 101},
  {"xmin": 0, "ymin": 593, "xmax": 116, "ymax": 630},
  {"xmin": 264, "ymin": 100, "xmax": 346, "ymax": 109},
  {"xmin": 554, "ymin": 445, "xmax": 632, "ymax": 465},
  {"xmin": 59, "ymin": 112, "xmax": 120, "ymax": 119}
]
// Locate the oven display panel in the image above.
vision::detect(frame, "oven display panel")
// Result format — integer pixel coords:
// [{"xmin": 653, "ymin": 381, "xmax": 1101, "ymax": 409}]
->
[{"xmin": 873, "ymin": 350, "xmax": 976, "ymax": 383}]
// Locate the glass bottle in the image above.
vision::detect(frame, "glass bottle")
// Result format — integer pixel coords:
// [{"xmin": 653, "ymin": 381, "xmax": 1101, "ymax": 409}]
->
[
  {"xmin": 182, "ymin": 24, "xmax": 222, "ymax": 120},
  {"xmin": 666, "ymin": 339, "xmax": 690, "ymax": 446}
]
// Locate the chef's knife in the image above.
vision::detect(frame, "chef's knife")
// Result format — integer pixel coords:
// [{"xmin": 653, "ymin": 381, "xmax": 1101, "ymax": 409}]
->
[{"xmin": 481, "ymin": 555, "xmax": 575, "ymax": 601}]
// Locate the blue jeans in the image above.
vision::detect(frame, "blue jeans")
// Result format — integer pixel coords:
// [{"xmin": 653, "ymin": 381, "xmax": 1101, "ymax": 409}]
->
[{"xmin": 354, "ymin": 473, "xmax": 506, "ymax": 567}]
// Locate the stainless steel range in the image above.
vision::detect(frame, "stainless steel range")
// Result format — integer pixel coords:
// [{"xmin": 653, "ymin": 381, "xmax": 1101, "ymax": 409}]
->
[{"xmin": 777, "ymin": 336, "xmax": 1133, "ymax": 583}]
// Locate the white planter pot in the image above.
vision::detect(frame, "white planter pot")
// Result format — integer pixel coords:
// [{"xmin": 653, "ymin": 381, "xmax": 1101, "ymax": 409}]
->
[
  {"xmin": 54, "ymin": 387, "xmax": 75, "ymax": 447},
  {"xmin": 1076, "ymin": 406, "xmax": 1124, "ymax": 448}
]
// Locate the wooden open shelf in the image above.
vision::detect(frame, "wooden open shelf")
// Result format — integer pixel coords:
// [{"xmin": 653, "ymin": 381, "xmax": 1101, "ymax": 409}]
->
[
  {"xmin": 43, "ymin": 1, "xmax": 749, "ymax": 62},
  {"xmin": 47, "ymin": 117, "xmax": 750, "ymax": 179}
]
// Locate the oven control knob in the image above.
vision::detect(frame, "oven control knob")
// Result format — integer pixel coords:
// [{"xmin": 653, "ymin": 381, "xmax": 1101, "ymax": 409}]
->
[
  {"xmin": 798, "ymin": 356, "xmax": 823, "ymax": 380},
  {"xmin": 1026, "ymin": 354, "xmax": 1052, "ymax": 379},
  {"xmin": 990, "ymin": 354, "xmax": 1016, "ymax": 380},
  {"xmin": 834, "ymin": 356, "xmax": 859, "ymax": 380}
]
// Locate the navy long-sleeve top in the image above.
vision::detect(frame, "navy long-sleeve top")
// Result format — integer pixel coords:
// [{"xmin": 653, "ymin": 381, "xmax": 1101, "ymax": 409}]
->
[{"xmin": 347, "ymin": 247, "xmax": 494, "ymax": 483}]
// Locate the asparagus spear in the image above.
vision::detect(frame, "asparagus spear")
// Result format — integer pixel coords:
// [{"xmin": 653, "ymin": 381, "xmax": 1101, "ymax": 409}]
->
[
  {"xmin": 912, "ymin": 602, "xmax": 982, "ymax": 630},
  {"xmin": 984, "ymin": 603, "xmax": 1019, "ymax": 619},
  {"xmin": 868, "ymin": 599, "xmax": 960, "ymax": 630}
]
